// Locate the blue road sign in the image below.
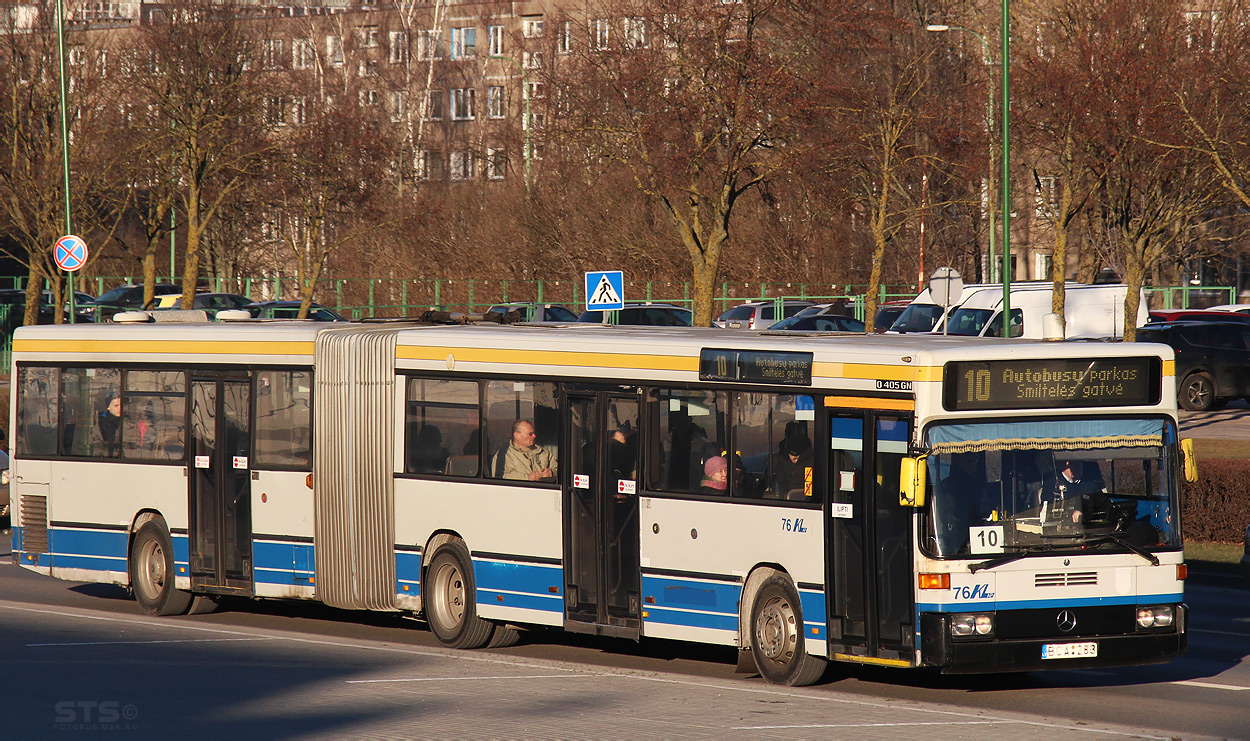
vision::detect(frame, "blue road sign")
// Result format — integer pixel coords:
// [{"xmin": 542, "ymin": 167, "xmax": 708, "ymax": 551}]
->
[
  {"xmin": 585, "ymin": 271, "xmax": 625, "ymax": 311},
  {"xmin": 54, "ymin": 234, "xmax": 89, "ymax": 272}
]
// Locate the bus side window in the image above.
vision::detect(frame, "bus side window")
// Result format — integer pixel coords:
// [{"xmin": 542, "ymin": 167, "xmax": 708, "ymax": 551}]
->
[
  {"xmin": 483, "ymin": 380, "xmax": 559, "ymax": 479},
  {"xmin": 124, "ymin": 370, "xmax": 188, "ymax": 462},
  {"xmin": 407, "ymin": 378, "xmax": 480, "ymax": 477},
  {"xmin": 17, "ymin": 366, "xmax": 59, "ymax": 457},
  {"xmin": 253, "ymin": 370, "xmax": 310, "ymax": 468},
  {"xmin": 648, "ymin": 389, "xmax": 727, "ymax": 495},
  {"xmin": 62, "ymin": 367, "xmax": 122, "ymax": 459}
]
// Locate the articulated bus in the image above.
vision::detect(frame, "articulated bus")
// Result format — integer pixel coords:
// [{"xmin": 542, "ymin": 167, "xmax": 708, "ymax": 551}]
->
[{"xmin": 8, "ymin": 320, "xmax": 1191, "ymax": 685}]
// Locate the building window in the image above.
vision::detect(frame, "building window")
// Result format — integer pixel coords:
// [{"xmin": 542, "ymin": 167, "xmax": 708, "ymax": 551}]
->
[
  {"xmin": 293, "ymin": 96, "xmax": 309, "ymax": 125},
  {"xmin": 488, "ymin": 25, "xmax": 504, "ymax": 56},
  {"xmin": 264, "ymin": 96, "xmax": 288, "ymax": 126},
  {"xmin": 418, "ymin": 29, "xmax": 442, "ymax": 60},
  {"xmin": 522, "ymin": 50, "xmax": 542, "ymax": 69},
  {"xmin": 486, "ymin": 86, "xmax": 505, "ymax": 118},
  {"xmin": 263, "ymin": 38, "xmax": 284, "ymax": 69},
  {"xmin": 326, "ymin": 35, "xmax": 344, "ymax": 67},
  {"xmin": 417, "ymin": 150, "xmax": 444, "ymax": 180},
  {"xmin": 358, "ymin": 59, "xmax": 379, "ymax": 77},
  {"xmin": 1036, "ymin": 253, "xmax": 1053, "ymax": 280},
  {"xmin": 451, "ymin": 88, "xmax": 476, "ymax": 120},
  {"xmin": 1035, "ymin": 175, "xmax": 1057, "ymax": 219},
  {"xmin": 358, "ymin": 25, "xmax": 380, "ymax": 49},
  {"xmin": 391, "ymin": 90, "xmax": 408, "ymax": 122},
  {"xmin": 486, "ymin": 148, "xmax": 507, "ymax": 180},
  {"xmin": 293, "ymin": 38, "xmax": 314, "ymax": 69},
  {"xmin": 451, "ymin": 26, "xmax": 476, "ymax": 59},
  {"xmin": 389, "ymin": 31, "xmax": 408, "ymax": 64},
  {"xmin": 591, "ymin": 18, "xmax": 610, "ymax": 50},
  {"xmin": 662, "ymin": 14, "xmax": 679, "ymax": 49},
  {"xmin": 450, "ymin": 151, "xmax": 475, "ymax": 180},
  {"xmin": 360, "ymin": 89, "xmax": 379, "ymax": 107},
  {"xmin": 525, "ymin": 81, "xmax": 544, "ymax": 100},
  {"xmin": 623, "ymin": 17, "xmax": 647, "ymax": 48},
  {"xmin": 67, "ymin": 45, "xmax": 86, "ymax": 66},
  {"xmin": 558, "ymin": 21, "xmax": 572, "ymax": 53},
  {"xmin": 423, "ymin": 90, "xmax": 443, "ymax": 120},
  {"xmin": 523, "ymin": 15, "xmax": 544, "ymax": 38}
]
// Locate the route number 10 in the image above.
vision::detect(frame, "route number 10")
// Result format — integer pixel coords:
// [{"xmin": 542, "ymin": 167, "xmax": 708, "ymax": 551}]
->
[{"xmin": 964, "ymin": 369, "xmax": 992, "ymax": 402}]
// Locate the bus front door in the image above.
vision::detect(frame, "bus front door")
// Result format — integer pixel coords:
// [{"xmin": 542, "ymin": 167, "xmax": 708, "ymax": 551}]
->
[
  {"xmin": 188, "ymin": 375, "xmax": 254, "ymax": 595},
  {"xmin": 562, "ymin": 391, "xmax": 641, "ymax": 638},
  {"xmin": 827, "ymin": 411, "xmax": 915, "ymax": 664}
]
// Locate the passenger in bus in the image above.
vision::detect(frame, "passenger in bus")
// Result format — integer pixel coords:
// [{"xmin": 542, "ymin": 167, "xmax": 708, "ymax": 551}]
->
[
  {"xmin": 409, "ymin": 424, "xmax": 451, "ymax": 473},
  {"xmin": 492, "ymin": 419, "xmax": 557, "ymax": 482},
  {"xmin": 96, "ymin": 393, "xmax": 122, "ymax": 457},
  {"xmin": 770, "ymin": 432, "xmax": 814, "ymax": 499},
  {"xmin": 700, "ymin": 455, "xmax": 729, "ymax": 494}
]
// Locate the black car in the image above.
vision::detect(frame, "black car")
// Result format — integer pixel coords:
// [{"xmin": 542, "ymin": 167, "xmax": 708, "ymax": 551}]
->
[
  {"xmin": 486, "ymin": 302, "xmax": 579, "ymax": 322},
  {"xmin": 0, "ymin": 288, "xmax": 61, "ymax": 328},
  {"xmin": 767, "ymin": 314, "xmax": 865, "ymax": 332},
  {"xmin": 82, "ymin": 283, "xmax": 181, "ymax": 322},
  {"xmin": 244, "ymin": 300, "xmax": 347, "ymax": 321},
  {"xmin": 1136, "ymin": 321, "xmax": 1250, "ymax": 411},
  {"xmin": 577, "ymin": 302, "xmax": 692, "ymax": 326}
]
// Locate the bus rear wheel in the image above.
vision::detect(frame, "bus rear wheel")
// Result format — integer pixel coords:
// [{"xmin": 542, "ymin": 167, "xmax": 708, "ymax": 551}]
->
[
  {"xmin": 424, "ymin": 541, "xmax": 493, "ymax": 649},
  {"xmin": 130, "ymin": 520, "xmax": 192, "ymax": 616},
  {"xmin": 750, "ymin": 575, "xmax": 827, "ymax": 686}
]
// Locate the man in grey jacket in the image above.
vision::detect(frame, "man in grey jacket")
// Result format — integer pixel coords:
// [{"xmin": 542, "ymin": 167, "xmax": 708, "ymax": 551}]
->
[{"xmin": 494, "ymin": 419, "xmax": 557, "ymax": 482}]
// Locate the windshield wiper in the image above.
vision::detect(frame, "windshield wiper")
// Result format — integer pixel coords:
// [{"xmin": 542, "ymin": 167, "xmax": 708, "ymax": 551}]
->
[
  {"xmin": 1088, "ymin": 534, "xmax": 1160, "ymax": 566},
  {"xmin": 969, "ymin": 544, "xmax": 1055, "ymax": 573}
]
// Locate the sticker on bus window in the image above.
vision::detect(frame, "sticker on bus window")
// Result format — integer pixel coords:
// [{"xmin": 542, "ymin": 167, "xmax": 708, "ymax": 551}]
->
[
  {"xmin": 573, "ymin": 474, "xmax": 589, "ymax": 489},
  {"xmin": 831, "ymin": 503, "xmax": 853, "ymax": 519},
  {"xmin": 618, "ymin": 479, "xmax": 636, "ymax": 495},
  {"xmin": 839, "ymin": 471, "xmax": 856, "ymax": 491},
  {"xmin": 195, "ymin": 455, "xmax": 210, "ymax": 469},
  {"xmin": 233, "ymin": 456, "xmax": 248, "ymax": 470},
  {"xmin": 969, "ymin": 525, "xmax": 1005, "ymax": 554}
]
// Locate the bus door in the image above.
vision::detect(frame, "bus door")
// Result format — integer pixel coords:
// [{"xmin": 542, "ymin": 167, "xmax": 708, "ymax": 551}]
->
[
  {"xmin": 562, "ymin": 389, "xmax": 641, "ymax": 638},
  {"xmin": 826, "ymin": 410, "xmax": 915, "ymax": 663},
  {"xmin": 188, "ymin": 373, "xmax": 254, "ymax": 595}
]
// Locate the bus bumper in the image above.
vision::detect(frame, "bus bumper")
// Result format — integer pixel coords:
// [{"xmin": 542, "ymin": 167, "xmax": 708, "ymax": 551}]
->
[{"xmin": 919, "ymin": 608, "xmax": 1187, "ymax": 674}]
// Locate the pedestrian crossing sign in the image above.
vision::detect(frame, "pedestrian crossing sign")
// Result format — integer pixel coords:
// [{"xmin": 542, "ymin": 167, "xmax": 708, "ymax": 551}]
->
[{"xmin": 585, "ymin": 271, "xmax": 625, "ymax": 311}]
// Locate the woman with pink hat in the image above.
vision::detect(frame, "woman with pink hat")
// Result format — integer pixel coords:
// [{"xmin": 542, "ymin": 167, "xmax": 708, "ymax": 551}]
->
[{"xmin": 700, "ymin": 455, "xmax": 729, "ymax": 493}]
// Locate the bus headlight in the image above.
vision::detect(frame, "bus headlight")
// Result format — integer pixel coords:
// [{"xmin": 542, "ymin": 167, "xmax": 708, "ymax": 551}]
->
[
  {"xmin": 951, "ymin": 613, "xmax": 994, "ymax": 637},
  {"xmin": 1136, "ymin": 605, "xmax": 1174, "ymax": 629}
]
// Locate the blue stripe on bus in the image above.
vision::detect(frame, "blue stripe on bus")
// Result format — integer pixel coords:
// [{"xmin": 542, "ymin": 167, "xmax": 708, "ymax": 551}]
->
[
  {"xmin": 49, "ymin": 527, "xmax": 128, "ymax": 560},
  {"xmin": 640, "ymin": 575, "xmax": 740, "ymax": 632},
  {"xmin": 474, "ymin": 558, "xmax": 564, "ymax": 613},
  {"xmin": 917, "ymin": 592, "xmax": 1185, "ymax": 613},
  {"xmin": 799, "ymin": 589, "xmax": 827, "ymax": 641},
  {"xmin": 396, "ymin": 550, "xmax": 423, "ymax": 597},
  {"xmin": 644, "ymin": 604, "xmax": 739, "ymax": 632},
  {"xmin": 253, "ymin": 541, "xmax": 315, "ymax": 586},
  {"xmin": 829, "ymin": 418, "xmax": 863, "ymax": 452}
]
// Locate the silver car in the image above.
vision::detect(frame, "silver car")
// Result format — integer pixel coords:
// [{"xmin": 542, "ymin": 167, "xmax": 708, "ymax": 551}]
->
[{"xmin": 714, "ymin": 300, "xmax": 815, "ymax": 329}]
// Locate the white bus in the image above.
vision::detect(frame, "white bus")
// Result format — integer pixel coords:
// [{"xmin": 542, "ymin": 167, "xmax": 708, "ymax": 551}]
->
[{"xmin": 8, "ymin": 320, "xmax": 1192, "ymax": 685}]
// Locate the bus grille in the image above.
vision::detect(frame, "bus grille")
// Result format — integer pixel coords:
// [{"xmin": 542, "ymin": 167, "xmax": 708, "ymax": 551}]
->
[
  {"xmin": 20, "ymin": 494, "xmax": 49, "ymax": 553},
  {"xmin": 1035, "ymin": 571, "xmax": 1098, "ymax": 587}
]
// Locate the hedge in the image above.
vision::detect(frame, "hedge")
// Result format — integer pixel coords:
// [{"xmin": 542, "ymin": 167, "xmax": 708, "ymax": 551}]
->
[{"xmin": 1182, "ymin": 457, "xmax": 1250, "ymax": 543}]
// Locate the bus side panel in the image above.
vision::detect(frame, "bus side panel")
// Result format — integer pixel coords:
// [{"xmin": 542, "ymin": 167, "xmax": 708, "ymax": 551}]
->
[
  {"xmin": 640, "ymin": 497, "xmax": 826, "ymax": 652},
  {"xmin": 394, "ymin": 479, "xmax": 565, "ymax": 626},
  {"xmin": 45, "ymin": 462, "xmax": 188, "ymax": 585},
  {"xmin": 251, "ymin": 470, "xmax": 317, "ymax": 600}
]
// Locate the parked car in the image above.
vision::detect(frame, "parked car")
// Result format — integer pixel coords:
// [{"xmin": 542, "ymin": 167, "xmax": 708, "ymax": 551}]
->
[
  {"xmin": 714, "ymin": 300, "xmax": 815, "ymax": 329},
  {"xmin": 1147, "ymin": 310, "xmax": 1250, "ymax": 325},
  {"xmin": 1206, "ymin": 304, "xmax": 1250, "ymax": 315},
  {"xmin": 154, "ymin": 292, "xmax": 253, "ymax": 318},
  {"xmin": 872, "ymin": 300, "xmax": 911, "ymax": 333},
  {"xmin": 244, "ymin": 300, "xmax": 347, "ymax": 321},
  {"xmin": 81, "ymin": 283, "xmax": 181, "ymax": 322},
  {"xmin": 0, "ymin": 288, "xmax": 59, "ymax": 328},
  {"xmin": 1135, "ymin": 321, "xmax": 1250, "ymax": 411},
  {"xmin": 486, "ymin": 302, "xmax": 579, "ymax": 322},
  {"xmin": 577, "ymin": 302, "xmax": 692, "ymax": 326},
  {"xmin": 768, "ymin": 314, "xmax": 865, "ymax": 332}
]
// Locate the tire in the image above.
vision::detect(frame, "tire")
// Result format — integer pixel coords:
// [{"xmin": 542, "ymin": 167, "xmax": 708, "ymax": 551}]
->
[
  {"xmin": 750, "ymin": 575, "xmax": 827, "ymax": 686},
  {"xmin": 487, "ymin": 624, "xmax": 521, "ymax": 648},
  {"xmin": 187, "ymin": 595, "xmax": 220, "ymax": 615},
  {"xmin": 424, "ymin": 541, "xmax": 493, "ymax": 649},
  {"xmin": 130, "ymin": 520, "xmax": 192, "ymax": 616},
  {"xmin": 1179, "ymin": 372, "xmax": 1216, "ymax": 411}
]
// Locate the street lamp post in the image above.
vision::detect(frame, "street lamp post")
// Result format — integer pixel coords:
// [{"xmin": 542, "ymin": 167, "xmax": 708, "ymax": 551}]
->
[
  {"xmin": 56, "ymin": 0, "xmax": 76, "ymax": 322},
  {"xmin": 488, "ymin": 54, "xmax": 531, "ymax": 193},
  {"xmin": 926, "ymin": 24, "xmax": 995, "ymax": 285},
  {"xmin": 1000, "ymin": 0, "xmax": 1011, "ymax": 337}
]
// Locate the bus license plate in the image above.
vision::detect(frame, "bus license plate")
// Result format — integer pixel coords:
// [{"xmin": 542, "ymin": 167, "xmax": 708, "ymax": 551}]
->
[{"xmin": 1041, "ymin": 642, "xmax": 1098, "ymax": 659}]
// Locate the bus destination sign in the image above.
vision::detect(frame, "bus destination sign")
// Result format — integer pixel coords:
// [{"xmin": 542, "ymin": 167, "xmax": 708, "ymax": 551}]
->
[
  {"xmin": 943, "ymin": 357, "xmax": 1160, "ymax": 411},
  {"xmin": 699, "ymin": 349, "xmax": 813, "ymax": 386}
]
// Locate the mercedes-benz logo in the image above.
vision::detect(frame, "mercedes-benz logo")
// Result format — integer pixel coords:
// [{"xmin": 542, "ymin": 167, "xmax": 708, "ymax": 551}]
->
[{"xmin": 1057, "ymin": 610, "xmax": 1078, "ymax": 633}]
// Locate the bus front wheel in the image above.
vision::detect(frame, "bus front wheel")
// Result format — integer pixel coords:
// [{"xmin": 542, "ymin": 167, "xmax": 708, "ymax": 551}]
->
[
  {"xmin": 750, "ymin": 575, "xmax": 827, "ymax": 686},
  {"xmin": 424, "ymin": 541, "xmax": 493, "ymax": 649},
  {"xmin": 129, "ymin": 520, "xmax": 192, "ymax": 616}
]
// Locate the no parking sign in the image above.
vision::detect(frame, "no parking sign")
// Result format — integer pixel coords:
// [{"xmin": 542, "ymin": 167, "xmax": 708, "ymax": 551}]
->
[{"xmin": 54, "ymin": 235, "xmax": 89, "ymax": 272}]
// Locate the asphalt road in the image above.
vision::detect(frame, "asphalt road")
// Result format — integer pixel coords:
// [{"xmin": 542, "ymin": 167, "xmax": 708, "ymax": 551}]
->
[{"xmin": 1, "ymin": 538, "xmax": 1247, "ymax": 739}]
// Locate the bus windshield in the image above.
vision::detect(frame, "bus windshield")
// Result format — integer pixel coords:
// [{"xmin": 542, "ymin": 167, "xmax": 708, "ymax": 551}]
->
[
  {"xmin": 890, "ymin": 303, "xmax": 946, "ymax": 333},
  {"xmin": 923, "ymin": 417, "xmax": 1180, "ymax": 558}
]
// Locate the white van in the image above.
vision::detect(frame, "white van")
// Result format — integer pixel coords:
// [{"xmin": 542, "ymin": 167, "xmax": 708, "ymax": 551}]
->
[
  {"xmin": 943, "ymin": 283, "xmax": 1146, "ymax": 339},
  {"xmin": 887, "ymin": 283, "xmax": 1001, "ymax": 333}
]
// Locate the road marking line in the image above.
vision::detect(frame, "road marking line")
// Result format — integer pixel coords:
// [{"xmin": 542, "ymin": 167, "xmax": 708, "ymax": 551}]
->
[
  {"xmin": 1191, "ymin": 628, "xmax": 1250, "ymax": 638},
  {"xmin": 347, "ymin": 674, "xmax": 588, "ymax": 684},
  {"xmin": 26, "ymin": 637, "xmax": 272, "ymax": 647},
  {"xmin": 1173, "ymin": 680, "xmax": 1250, "ymax": 691},
  {"xmin": 735, "ymin": 721, "xmax": 1003, "ymax": 729}
]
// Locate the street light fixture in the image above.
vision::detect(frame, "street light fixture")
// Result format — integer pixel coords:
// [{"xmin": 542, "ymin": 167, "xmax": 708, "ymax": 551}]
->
[
  {"xmin": 925, "ymin": 24, "xmax": 996, "ymax": 284},
  {"xmin": 488, "ymin": 54, "xmax": 531, "ymax": 193}
]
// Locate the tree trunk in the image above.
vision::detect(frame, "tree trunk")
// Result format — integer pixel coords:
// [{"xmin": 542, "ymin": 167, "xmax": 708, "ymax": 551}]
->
[
  {"xmin": 23, "ymin": 265, "xmax": 43, "ymax": 326},
  {"xmin": 1120, "ymin": 239, "xmax": 1147, "ymax": 342},
  {"xmin": 1050, "ymin": 177, "xmax": 1073, "ymax": 336}
]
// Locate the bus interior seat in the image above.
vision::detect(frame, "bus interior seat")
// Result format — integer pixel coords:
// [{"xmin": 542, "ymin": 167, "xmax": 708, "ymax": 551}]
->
[{"xmin": 444, "ymin": 454, "xmax": 477, "ymax": 476}]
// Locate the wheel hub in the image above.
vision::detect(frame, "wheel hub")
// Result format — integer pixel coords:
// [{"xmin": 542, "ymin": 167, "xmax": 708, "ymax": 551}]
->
[{"xmin": 756, "ymin": 597, "xmax": 796, "ymax": 662}]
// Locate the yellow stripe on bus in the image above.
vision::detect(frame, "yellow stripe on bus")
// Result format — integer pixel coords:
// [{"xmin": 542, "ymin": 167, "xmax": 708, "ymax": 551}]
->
[
  {"xmin": 825, "ymin": 396, "xmax": 915, "ymax": 411},
  {"xmin": 12, "ymin": 339, "xmax": 316, "ymax": 357},
  {"xmin": 1163, "ymin": 359, "xmax": 1174, "ymax": 376},
  {"xmin": 397, "ymin": 345, "xmax": 699, "ymax": 372},
  {"xmin": 832, "ymin": 653, "xmax": 913, "ymax": 668}
]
